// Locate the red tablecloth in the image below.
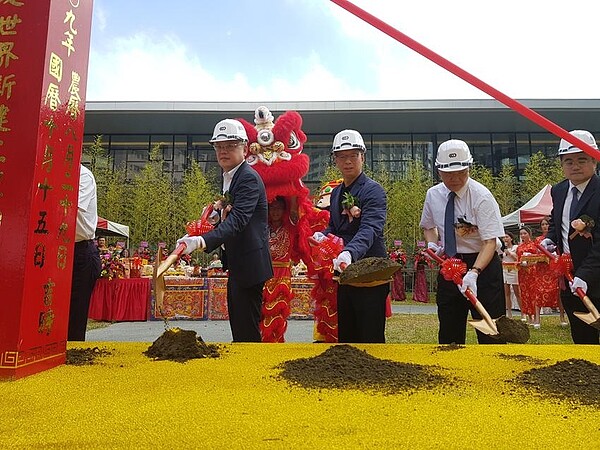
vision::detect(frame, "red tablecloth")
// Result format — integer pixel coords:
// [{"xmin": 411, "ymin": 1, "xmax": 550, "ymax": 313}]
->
[{"xmin": 89, "ymin": 278, "xmax": 151, "ymax": 321}]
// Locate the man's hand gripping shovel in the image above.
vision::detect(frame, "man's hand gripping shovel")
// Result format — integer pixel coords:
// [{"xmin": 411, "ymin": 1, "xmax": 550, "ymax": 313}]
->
[
  {"xmin": 426, "ymin": 248, "xmax": 501, "ymax": 337},
  {"xmin": 536, "ymin": 243, "xmax": 600, "ymax": 329},
  {"xmin": 153, "ymin": 204, "xmax": 215, "ymax": 312}
]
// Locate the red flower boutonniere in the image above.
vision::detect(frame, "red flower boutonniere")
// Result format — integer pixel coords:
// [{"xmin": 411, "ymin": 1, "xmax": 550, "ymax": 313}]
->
[
  {"xmin": 341, "ymin": 192, "xmax": 361, "ymax": 223},
  {"xmin": 214, "ymin": 191, "xmax": 233, "ymax": 210},
  {"xmin": 570, "ymin": 215, "xmax": 595, "ymax": 240},
  {"xmin": 214, "ymin": 191, "xmax": 234, "ymax": 222}
]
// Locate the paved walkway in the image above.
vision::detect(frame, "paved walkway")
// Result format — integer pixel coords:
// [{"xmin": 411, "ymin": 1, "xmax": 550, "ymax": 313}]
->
[{"xmin": 86, "ymin": 303, "xmax": 438, "ymax": 343}]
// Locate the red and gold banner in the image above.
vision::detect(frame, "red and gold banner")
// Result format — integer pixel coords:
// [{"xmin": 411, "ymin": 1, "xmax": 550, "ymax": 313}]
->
[{"xmin": 0, "ymin": 0, "xmax": 93, "ymax": 380}]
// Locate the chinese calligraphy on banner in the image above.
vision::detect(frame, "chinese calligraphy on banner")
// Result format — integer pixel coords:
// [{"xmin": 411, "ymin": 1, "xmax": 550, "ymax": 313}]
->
[{"xmin": 0, "ymin": 0, "xmax": 93, "ymax": 380}]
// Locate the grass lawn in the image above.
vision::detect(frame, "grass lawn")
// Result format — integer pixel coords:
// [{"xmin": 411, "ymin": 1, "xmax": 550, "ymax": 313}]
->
[{"xmin": 386, "ymin": 314, "xmax": 574, "ymax": 344}]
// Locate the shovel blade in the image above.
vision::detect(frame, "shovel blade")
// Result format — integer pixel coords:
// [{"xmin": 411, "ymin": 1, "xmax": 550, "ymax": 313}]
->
[
  {"xmin": 468, "ymin": 319, "xmax": 500, "ymax": 337},
  {"xmin": 574, "ymin": 311, "xmax": 600, "ymax": 330}
]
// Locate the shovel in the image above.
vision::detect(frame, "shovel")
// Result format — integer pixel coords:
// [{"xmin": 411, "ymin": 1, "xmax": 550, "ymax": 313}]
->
[
  {"xmin": 425, "ymin": 249, "xmax": 529, "ymax": 343},
  {"xmin": 153, "ymin": 243, "xmax": 187, "ymax": 314},
  {"xmin": 153, "ymin": 203, "xmax": 216, "ymax": 313},
  {"xmin": 536, "ymin": 244, "xmax": 600, "ymax": 329}
]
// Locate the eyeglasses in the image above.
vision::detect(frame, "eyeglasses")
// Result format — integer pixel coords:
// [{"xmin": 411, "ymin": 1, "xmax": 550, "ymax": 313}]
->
[
  {"xmin": 334, "ymin": 152, "xmax": 361, "ymax": 161},
  {"xmin": 213, "ymin": 142, "xmax": 243, "ymax": 152},
  {"xmin": 561, "ymin": 156, "xmax": 594, "ymax": 168}
]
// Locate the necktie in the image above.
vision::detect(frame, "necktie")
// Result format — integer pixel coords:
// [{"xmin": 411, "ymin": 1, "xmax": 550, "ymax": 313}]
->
[
  {"xmin": 569, "ymin": 186, "xmax": 579, "ymax": 221},
  {"xmin": 444, "ymin": 191, "xmax": 457, "ymax": 257}
]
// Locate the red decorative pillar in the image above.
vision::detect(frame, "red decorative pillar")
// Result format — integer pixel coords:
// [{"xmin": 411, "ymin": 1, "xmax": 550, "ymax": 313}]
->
[{"xmin": 0, "ymin": 0, "xmax": 93, "ymax": 379}]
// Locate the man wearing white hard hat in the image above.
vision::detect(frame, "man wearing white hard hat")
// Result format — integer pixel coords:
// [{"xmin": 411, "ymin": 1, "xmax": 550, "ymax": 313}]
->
[
  {"xmin": 420, "ymin": 139, "xmax": 505, "ymax": 344},
  {"xmin": 312, "ymin": 129, "xmax": 389, "ymax": 343},
  {"xmin": 541, "ymin": 130, "xmax": 600, "ymax": 344},
  {"xmin": 177, "ymin": 119, "xmax": 273, "ymax": 342}
]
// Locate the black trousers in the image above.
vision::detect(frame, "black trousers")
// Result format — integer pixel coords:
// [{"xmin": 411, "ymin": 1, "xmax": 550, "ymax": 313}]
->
[
  {"xmin": 337, "ymin": 283, "xmax": 389, "ymax": 343},
  {"xmin": 68, "ymin": 240, "xmax": 101, "ymax": 341},
  {"xmin": 436, "ymin": 253, "xmax": 504, "ymax": 344},
  {"xmin": 561, "ymin": 290, "xmax": 600, "ymax": 344},
  {"xmin": 227, "ymin": 279, "xmax": 264, "ymax": 342}
]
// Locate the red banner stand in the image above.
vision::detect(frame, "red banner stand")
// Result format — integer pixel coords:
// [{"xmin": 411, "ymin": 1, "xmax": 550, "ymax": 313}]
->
[{"xmin": 0, "ymin": 0, "xmax": 93, "ymax": 380}]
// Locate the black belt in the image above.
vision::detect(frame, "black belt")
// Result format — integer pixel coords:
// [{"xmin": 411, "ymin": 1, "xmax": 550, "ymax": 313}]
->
[
  {"xmin": 453, "ymin": 252, "xmax": 478, "ymax": 259},
  {"xmin": 75, "ymin": 239, "xmax": 94, "ymax": 247}
]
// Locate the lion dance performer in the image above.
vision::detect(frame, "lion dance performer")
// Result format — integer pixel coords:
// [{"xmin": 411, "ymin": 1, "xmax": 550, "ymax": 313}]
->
[
  {"xmin": 239, "ymin": 107, "xmax": 328, "ymax": 342},
  {"xmin": 311, "ymin": 179, "xmax": 343, "ymax": 342}
]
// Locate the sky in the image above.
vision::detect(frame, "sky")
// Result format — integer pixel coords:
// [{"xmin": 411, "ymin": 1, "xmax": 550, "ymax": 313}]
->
[{"xmin": 87, "ymin": 0, "xmax": 600, "ymax": 103}]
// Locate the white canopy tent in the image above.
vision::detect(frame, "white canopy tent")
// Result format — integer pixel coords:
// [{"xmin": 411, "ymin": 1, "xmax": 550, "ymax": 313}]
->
[
  {"xmin": 96, "ymin": 217, "xmax": 130, "ymax": 248},
  {"xmin": 501, "ymin": 184, "xmax": 553, "ymax": 228}
]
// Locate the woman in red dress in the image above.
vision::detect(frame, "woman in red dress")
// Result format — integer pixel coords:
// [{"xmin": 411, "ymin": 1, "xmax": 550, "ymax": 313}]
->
[
  {"xmin": 412, "ymin": 242, "xmax": 430, "ymax": 303},
  {"xmin": 536, "ymin": 216, "xmax": 567, "ymax": 325},
  {"xmin": 389, "ymin": 245, "xmax": 407, "ymax": 301},
  {"xmin": 517, "ymin": 225, "xmax": 560, "ymax": 329}
]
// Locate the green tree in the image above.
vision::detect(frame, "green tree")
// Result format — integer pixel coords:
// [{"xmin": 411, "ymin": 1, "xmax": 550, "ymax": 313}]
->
[
  {"xmin": 469, "ymin": 163, "xmax": 494, "ymax": 190},
  {"xmin": 128, "ymin": 144, "xmax": 176, "ymax": 249},
  {"xmin": 386, "ymin": 160, "xmax": 432, "ymax": 252},
  {"xmin": 98, "ymin": 168, "xmax": 128, "ymax": 222},
  {"xmin": 83, "ymin": 135, "xmax": 129, "ymax": 225},
  {"xmin": 316, "ymin": 164, "xmax": 342, "ymax": 196},
  {"xmin": 180, "ymin": 160, "xmax": 217, "ymax": 221},
  {"xmin": 522, "ymin": 152, "xmax": 563, "ymax": 203},
  {"xmin": 492, "ymin": 163, "xmax": 519, "ymax": 216},
  {"xmin": 82, "ymin": 135, "xmax": 106, "ymax": 174}
]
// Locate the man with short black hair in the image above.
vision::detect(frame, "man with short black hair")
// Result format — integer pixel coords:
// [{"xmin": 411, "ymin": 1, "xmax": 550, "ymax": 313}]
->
[
  {"xmin": 177, "ymin": 119, "xmax": 273, "ymax": 342},
  {"xmin": 542, "ymin": 130, "xmax": 600, "ymax": 344}
]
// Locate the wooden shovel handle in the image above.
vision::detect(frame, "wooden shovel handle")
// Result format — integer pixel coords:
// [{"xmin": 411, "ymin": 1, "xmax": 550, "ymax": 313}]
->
[
  {"xmin": 536, "ymin": 243, "xmax": 600, "ymax": 318},
  {"xmin": 156, "ymin": 243, "xmax": 187, "ymax": 278}
]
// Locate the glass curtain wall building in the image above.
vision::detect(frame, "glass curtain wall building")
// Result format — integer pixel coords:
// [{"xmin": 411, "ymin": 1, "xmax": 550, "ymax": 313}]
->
[{"xmin": 83, "ymin": 99, "xmax": 600, "ymax": 191}]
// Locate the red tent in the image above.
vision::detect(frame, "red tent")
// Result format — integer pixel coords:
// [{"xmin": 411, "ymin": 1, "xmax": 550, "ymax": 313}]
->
[{"xmin": 501, "ymin": 184, "xmax": 553, "ymax": 227}]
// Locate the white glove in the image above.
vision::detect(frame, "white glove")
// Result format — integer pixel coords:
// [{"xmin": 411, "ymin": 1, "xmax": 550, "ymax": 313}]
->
[
  {"xmin": 312, "ymin": 232, "xmax": 326, "ymax": 243},
  {"xmin": 459, "ymin": 270, "xmax": 478, "ymax": 297},
  {"xmin": 569, "ymin": 277, "xmax": 588, "ymax": 295},
  {"xmin": 333, "ymin": 251, "xmax": 352, "ymax": 272},
  {"xmin": 540, "ymin": 238, "xmax": 556, "ymax": 253},
  {"xmin": 427, "ymin": 242, "xmax": 444, "ymax": 256},
  {"xmin": 176, "ymin": 235, "xmax": 205, "ymax": 255}
]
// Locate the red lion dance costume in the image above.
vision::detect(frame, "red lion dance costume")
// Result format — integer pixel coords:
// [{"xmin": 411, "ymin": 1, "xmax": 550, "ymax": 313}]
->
[{"xmin": 238, "ymin": 106, "xmax": 334, "ymax": 342}]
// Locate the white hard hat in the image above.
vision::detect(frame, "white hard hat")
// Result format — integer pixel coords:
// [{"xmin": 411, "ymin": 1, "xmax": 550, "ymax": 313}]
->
[
  {"xmin": 435, "ymin": 139, "xmax": 473, "ymax": 172},
  {"xmin": 331, "ymin": 129, "xmax": 366, "ymax": 153},
  {"xmin": 558, "ymin": 129, "xmax": 597, "ymax": 156},
  {"xmin": 209, "ymin": 119, "xmax": 248, "ymax": 143}
]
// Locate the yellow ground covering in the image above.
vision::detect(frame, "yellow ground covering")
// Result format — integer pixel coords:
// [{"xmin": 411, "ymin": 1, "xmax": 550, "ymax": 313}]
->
[{"xmin": 1, "ymin": 343, "xmax": 600, "ymax": 449}]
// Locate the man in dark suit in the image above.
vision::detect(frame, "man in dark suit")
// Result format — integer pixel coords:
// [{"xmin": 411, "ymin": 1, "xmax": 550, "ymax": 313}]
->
[
  {"xmin": 542, "ymin": 130, "xmax": 600, "ymax": 344},
  {"xmin": 312, "ymin": 129, "xmax": 388, "ymax": 343},
  {"xmin": 177, "ymin": 119, "xmax": 273, "ymax": 342}
]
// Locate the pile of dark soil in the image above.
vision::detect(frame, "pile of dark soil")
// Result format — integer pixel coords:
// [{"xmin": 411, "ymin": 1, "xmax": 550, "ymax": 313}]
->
[
  {"xmin": 516, "ymin": 358, "xmax": 600, "ymax": 406},
  {"xmin": 339, "ymin": 257, "xmax": 401, "ymax": 285},
  {"xmin": 493, "ymin": 316, "xmax": 530, "ymax": 344},
  {"xmin": 277, "ymin": 344, "xmax": 447, "ymax": 394},
  {"xmin": 66, "ymin": 347, "xmax": 113, "ymax": 365},
  {"xmin": 144, "ymin": 328, "xmax": 221, "ymax": 362},
  {"xmin": 496, "ymin": 353, "xmax": 549, "ymax": 365}
]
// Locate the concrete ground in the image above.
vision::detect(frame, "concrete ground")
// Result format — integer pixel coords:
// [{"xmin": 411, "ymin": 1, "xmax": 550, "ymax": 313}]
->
[{"xmin": 86, "ymin": 303, "xmax": 438, "ymax": 343}]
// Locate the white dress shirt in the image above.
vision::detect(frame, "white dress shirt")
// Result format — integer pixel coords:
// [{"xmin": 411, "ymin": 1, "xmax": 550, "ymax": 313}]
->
[
  {"xmin": 420, "ymin": 178, "xmax": 504, "ymax": 254},
  {"xmin": 561, "ymin": 178, "xmax": 591, "ymax": 254},
  {"xmin": 75, "ymin": 165, "xmax": 98, "ymax": 242}
]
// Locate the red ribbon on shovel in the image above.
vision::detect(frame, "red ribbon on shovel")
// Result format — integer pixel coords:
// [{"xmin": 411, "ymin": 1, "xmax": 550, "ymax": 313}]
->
[
  {"xmin": 425, "ymin": 248, "xmax": 500, "ymax": 337},
  {"xmin": 536, "ymin": 243, "xmax": 600, "ymax": 329}
]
